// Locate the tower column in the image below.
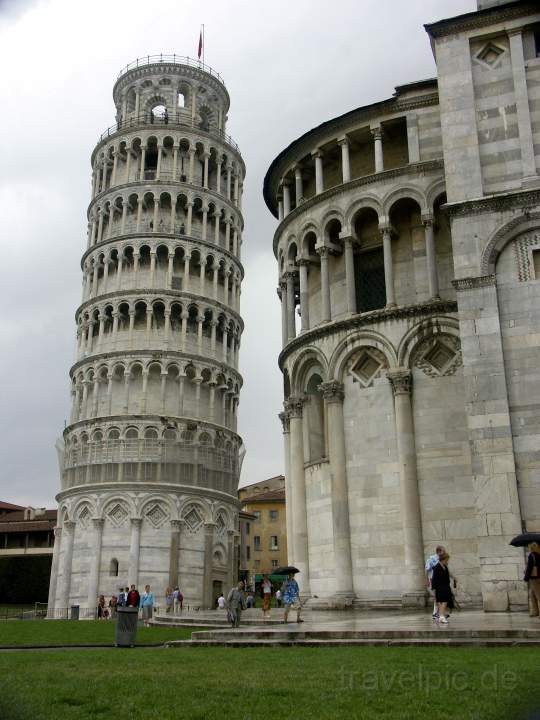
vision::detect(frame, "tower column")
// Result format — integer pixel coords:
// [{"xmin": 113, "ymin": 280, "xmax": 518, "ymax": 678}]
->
[
  {"xmin": 57, "ymin": 520, "xmax": 76, "ymax": 615},
  {"xmin": 286, "ymin": 398, "xmax": 310, "ymax": 594},
  {"xmin": 128, "ymin": 518, "xmax": 142, "ymax": 587},
  {"xmin": 86, "ymin": 518, "xmax": 104, "ymax": 617}
]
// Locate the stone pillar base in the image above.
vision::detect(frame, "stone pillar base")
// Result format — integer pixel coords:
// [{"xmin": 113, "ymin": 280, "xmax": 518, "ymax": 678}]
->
[
  {"xmin": 401, "ymin": 591, "xmax": 427, "ymax": 609},
  {"xmin": 306, "ymin": 594, "xmax": 355, "ymax": 610}
]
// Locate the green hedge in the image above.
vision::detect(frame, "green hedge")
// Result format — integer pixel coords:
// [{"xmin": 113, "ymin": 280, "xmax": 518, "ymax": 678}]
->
[{"xmin": 0, "ymin": 556, "xmax": 52, "ymax": 604}]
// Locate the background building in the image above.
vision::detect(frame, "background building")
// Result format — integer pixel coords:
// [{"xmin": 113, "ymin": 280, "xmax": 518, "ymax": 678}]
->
[
  {"xmin": 49, "ymin": 55, "xmax": 246, "ymax": 616},
  {"xmin": 239, "ymin": 476, "xmax": 287, "ymax": 587},
  {"xmin": 0, "ymin": 505, "xmax": 56, "ymax": 604},
  {"xmin": 264, "ymin": 0, "xmax": 540, "ymax": 610}
]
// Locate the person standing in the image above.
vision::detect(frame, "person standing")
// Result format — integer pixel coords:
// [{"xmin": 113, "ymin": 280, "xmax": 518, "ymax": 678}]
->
[
  {"xmin": 97, "ymin": 595, "xmax": 106, "ymax": 619},
  {"xmin": 126, "ymin": 584, "xmax": 140, "ymax": 609},
  {"xmin": 173, "ymin": 587, "xmax": 183, "ymax": 614},
  {"xmin": 524, "ymin": 541, "xmax": 540, "ymax": 617},
  {"xmin": 165, "ymin": 587, "xmax": 174, "ymax": 614},
  {"xmin": 140, "ymin": 584, "xmax": 155, "ymax": 627},
  {"xmin": 283, "ymin": 573, "xmax": 303, "ymax": 624},
  {"xmin": 431, "ymin": 552, "xmax": 455, "ymax": 624},
  {"xmin": 117, "ymin": 587, "xmax": 127, "ymax": 607},
  {"xmin": 226, "ymin": 581, "xmax": 246, "ymax": 628},
  {"xmin": 275, "ymin": 588, "xmax": 282, "ymax": 608},
  {"xmin": 217, "ymin": 593, "xmax": 226, "ymax": 610},
  {"xmin": 261, "ymin": 574, "xmax": 273, "ymax": 621},
  {"xmin": 425, "ymin": 545, "xmax": 445, "ymax": 618}
]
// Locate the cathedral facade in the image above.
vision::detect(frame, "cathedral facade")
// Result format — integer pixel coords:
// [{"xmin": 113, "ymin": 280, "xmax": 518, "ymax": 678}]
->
[
  {"xmin": 264, "ymin": 0, "xmax": 540, "ymax": 610},
  {"xmin": 49, "ymin": 56, "xmax": 245, "ymax": 615}
]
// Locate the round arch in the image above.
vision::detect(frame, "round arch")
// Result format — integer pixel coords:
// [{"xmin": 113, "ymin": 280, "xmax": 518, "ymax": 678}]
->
[
  {"xmin": 480, "ymin": 211, "xmax": 540, "ymax": 276},
  {"xmin": 329, "ymin": 329, "xmax": 397, "ymax": 382}
]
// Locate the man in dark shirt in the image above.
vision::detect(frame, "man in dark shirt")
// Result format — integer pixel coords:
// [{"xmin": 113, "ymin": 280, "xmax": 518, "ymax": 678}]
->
[{"xmin": 126, "ymin": 584, "xmax": 140, "ymax": 608}]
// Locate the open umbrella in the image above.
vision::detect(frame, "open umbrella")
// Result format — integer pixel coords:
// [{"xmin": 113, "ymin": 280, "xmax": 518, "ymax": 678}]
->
[
  {"xmin": 510, "ymin": 533, "xmax": 540, "ymax": 547},
  {"xmin": 275, "ymin": 565, "xmax": 300, "ymax": 575}
]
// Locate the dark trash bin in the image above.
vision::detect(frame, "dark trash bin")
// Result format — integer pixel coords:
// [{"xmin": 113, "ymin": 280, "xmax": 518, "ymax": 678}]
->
[
  {"xmin": 70, "ymin": 605, "xmax": 80, "ymax": 620},
  {"xmin": 115, "ymin": 606, "xmax": 139, "ymax": 647}
]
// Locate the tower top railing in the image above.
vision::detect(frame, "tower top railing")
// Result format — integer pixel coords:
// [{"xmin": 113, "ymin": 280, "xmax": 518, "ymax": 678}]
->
[
  {"xmin": 117, "ymin": 55, "xmax": 225, "ymax": 84},
  {"xmin": 96, "ymin": 114, "xmax": 241, "ymax": 154}
]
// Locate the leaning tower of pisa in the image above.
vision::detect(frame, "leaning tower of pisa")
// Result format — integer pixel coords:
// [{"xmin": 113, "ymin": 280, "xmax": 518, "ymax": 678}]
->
[{"xmin": 48, "ymin": 55, "xmax": 245, "ymax": 616}]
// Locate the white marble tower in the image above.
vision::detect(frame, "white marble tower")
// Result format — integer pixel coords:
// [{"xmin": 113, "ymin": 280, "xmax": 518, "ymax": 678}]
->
[{"xmin": 48, "ymin": 55, "xmax": 245, "ymax": 616}]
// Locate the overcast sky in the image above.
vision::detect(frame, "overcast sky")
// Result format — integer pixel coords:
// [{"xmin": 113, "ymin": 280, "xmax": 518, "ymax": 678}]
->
[{"xmin": 0, "ymin": 0, "xmax": 473, "ymax": 506}]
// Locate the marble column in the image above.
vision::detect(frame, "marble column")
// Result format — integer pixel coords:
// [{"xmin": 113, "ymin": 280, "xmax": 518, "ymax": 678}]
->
[
  {"xmin": 282, "ymin": 180, "xmax": 291, "ymax": 217},
  {"xmin": 57, "ymin": 520, "xmax": 76, "ymax": 615},
  {"xmin": 285, "ymin": 271, "xmax": 296, "ymax": 341},
  {"xmin": 297, "ymin": 259, "xmax": 310, "ymax": 332},
  {"xmin": 387, "ymin": 369, "xmax": 425, "ymax": 605},
  {"xmin": 86, "ymin": 518, "xmax": 104, "ymax": 617},
  {"xmin": 278, "ymin": 280, "xmax": 288, "ymax": 347},
  {"xmin": 343, "ymin": 237, "xmax": 356, "ymax": 314},
  {"xmin": 46, "ymin": 527, "xmax": 62, "ymax": 617},
  {"xmin": 508, "ymin": 29, "xmax": 537, "ymax": 181},
  {"xmin": 372, "ymin": 127, "xmax": 384, "ymax": 172},
  {"xmin": 203, "ymin": 522, "xmax": 216, "ymax": 608},
  {"xmin": 338, "ymin": 136, "xmax": 351, "ymax": 183},
  {"xmin": 279, "ymin": 411, "xmax": 293, "ymax": 565},
  {"xmin": 169, "ymin": 520, "xmax": 183, "ymax": 588},
  {"xmin": 294, "ymin": 166, "xmax": 303, "ymax": 206},
  {"xmin": 381, "ymin": 226, "xmax": 396, "ymax": 307},
  {"xmin": 128, "ymin": 517, "xmax": 142, "ymax": 587},
  {"xmin": 312, "ymin": 149, "xmax": 324, "ymax": 194},
  {"xmin": 317, "ymin": 246, "xmax": 331, "ymax": 322},
  {"xmin": 422, "ymin": 215, "xmax": 439, "ymax": 299},
  {"xmin": 321, "ymin": 381, "xmax": 354, "ymax": 602},
  {"xmin": 286, "ymin": 397, "xmax": 310, "ymax": 593}
]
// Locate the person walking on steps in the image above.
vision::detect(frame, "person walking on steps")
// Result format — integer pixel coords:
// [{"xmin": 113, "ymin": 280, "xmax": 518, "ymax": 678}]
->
[
  {"xmin": 226, "ymin": 581, "xmax": 246, "ymax": 628},
  {"xmin": 525, "ymin": 541, "xmax": 540, "ymax": 617},
  {"xmin": 425, "ymin": 545, "xmax": 445, "ymax": 619},
  {"xmin": 283, "ymin": 572, "xmax": 303, "ymax": 624},
  {"xmin": 431, "ymin": 552, "xmax": 456, "ymax": 625}
]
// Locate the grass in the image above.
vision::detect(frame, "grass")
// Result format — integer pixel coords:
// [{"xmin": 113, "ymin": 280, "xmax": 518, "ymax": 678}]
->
[
  {"xmin": 0, "ymin": 619, "xmax": 197, "ymax": 647},
  {"xmin": 0, "ymin": 645, "xmax": 538, "ymax": 720}
]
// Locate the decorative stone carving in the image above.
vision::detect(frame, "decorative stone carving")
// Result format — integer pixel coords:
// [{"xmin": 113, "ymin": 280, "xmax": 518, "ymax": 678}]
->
[
  {"xmin": 412, "ymin": 334, "xmax": 462, "ymax": 378},
  {"xmin": 452, "ymin": 275, "xmax": 496, "ymax": 292},
  {"xmin": 515, "ymin": 232, "xmax": 540, "ymax": 282},
  {"xmin": 77, "ymin": 505, "xmax": 91, "ymax": 529},
  {"xmin": 145, "ymin": 503, "xmax": 169, "ymax": 528},
  {"xmin": 387, "ymin": 369, "xmax": 412, "ymax": 396},
  {"xmin": 182, "ymin": 504, "xmax": 203, "ymax": 533},
  {"xmin": 278, "ymin": 411, "xmax": 290, "ymax": 433},
  {"xmin": 319, "ymin": 380, "xmax": 345, "ymax": 402},
  {"xmin": 348, "ymin": 347, "xmax": 388, "ymax": 388},
  {"xmin": 284, "ymin": 396, "xmax": 305, "ymax": 418},
  {"xmin": 106, "ymin": 503, "xmax": 129, "ymax": 527}
]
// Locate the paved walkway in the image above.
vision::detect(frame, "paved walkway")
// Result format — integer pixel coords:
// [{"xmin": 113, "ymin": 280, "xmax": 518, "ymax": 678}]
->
[{"xmin": 156, "ymin": 608, "xmax": 540, "ymax": 647}]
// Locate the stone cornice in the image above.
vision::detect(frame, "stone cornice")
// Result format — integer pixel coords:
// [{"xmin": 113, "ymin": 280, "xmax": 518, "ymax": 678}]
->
[
  {"xmin": 69, "ymin": 349, "xmax": 243, "ymax": 385},
  {"xmin": 425, "ymin": 1, "xmax": 539, "ymax": 40},
  {"xmin": 56, "ymin": 481, "xmax": 240, "ymax": 507},
  {"xmin": 264, "ymin": 93, "xmax": 440, "ymax": 217},
  {"xmin": 273, "ymin": 160, "xmax": 444, "ymax": 255},
  {"xmin": 88, "ymin": 180, "xmax": 244, "ymax": 227},
  {"xmin": 92, "ymin": 116, "xmax": 243, "ymax": 170},
  {"xmin": 278, "ymin": 299, "xmax": 458, "ymax": 369},
  {"xmin": 444, "ymin": 188, "xmax": 540, "ymax": 219},
  {"xmin": 63, "ymin": 413, "xmax": 242, "ymax": 442},
  {"xmin": 81, "ymin": 232, "xmax": 244, "ymax": 278},
  {"xmin": 76, "ymin": 288, "xmax": 244, "ymax": 329},
  {"xmin": 452, "ymin": 275, "xmax": 496, "ymax": 292}
]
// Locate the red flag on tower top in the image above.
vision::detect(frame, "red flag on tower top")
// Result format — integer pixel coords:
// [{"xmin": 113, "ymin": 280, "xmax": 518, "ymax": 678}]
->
[{"xmin": 198, "ymin": 29, "xmax": 203, "ymax": 60}]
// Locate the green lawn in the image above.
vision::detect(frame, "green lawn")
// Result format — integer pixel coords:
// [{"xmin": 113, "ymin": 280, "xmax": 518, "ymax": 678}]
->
[
  {"xmin": 0, "ymin": 646, "xmax": 537, "ymax": 720},
  {"xmin": 0, "ymin": 619, "xmax": 197, "ymax": 647}
]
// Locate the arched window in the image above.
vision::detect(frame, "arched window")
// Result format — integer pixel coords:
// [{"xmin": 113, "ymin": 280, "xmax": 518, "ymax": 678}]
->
[
  {"xmin": 305, "ymin": 372, "xmax": 325, "ymax": 461},
  {"xmin": 109, "ymin": 558, "xmax": 119, "ymax": 577},
  {"xmin": 177, "ymin": 92, "xmax": 185, "ymax": 108}
]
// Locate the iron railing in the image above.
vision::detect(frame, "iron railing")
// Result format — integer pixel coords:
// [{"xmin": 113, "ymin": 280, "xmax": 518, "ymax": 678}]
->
[
  {"xmin": 97, "ymin": 114, "xmax": 241, "ymax": 154},
  {"xmin": 117, "ymin": 55, "xmax": 224, "ymax": 84}
]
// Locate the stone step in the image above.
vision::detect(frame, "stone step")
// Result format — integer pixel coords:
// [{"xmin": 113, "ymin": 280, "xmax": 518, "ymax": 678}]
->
[
  {"xmin": 190, "ymin": 627, "xmax": 540, "ymax": 642},
  {"xmin": 165, "ymin": 637, "xmax": 540, "ymax": 648},
  {"xmin": 153, "ymin": 614, "xmax": 284, "ymax": 627}
]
